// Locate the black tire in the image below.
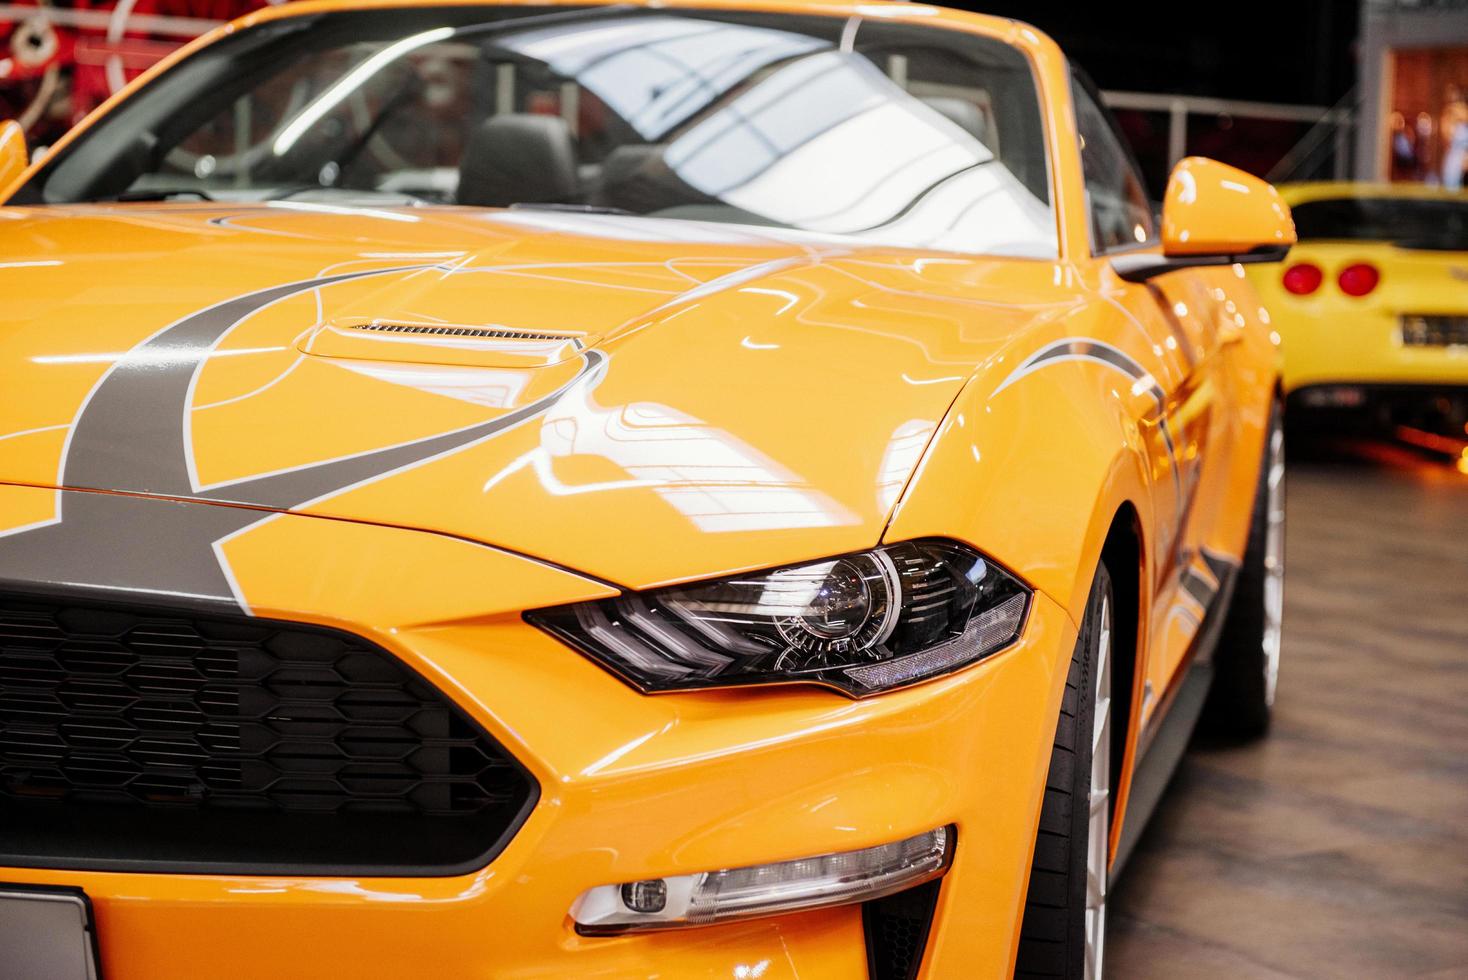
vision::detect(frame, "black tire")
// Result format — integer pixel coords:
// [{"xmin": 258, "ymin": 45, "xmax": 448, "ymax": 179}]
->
[
  {"xmin": 1202, "ymin": 398, "xmax": 1285, "ymax": 739},
  {"xmin": 1015, "ymin": 563, "xmax": 1112, "ymax": 980}
]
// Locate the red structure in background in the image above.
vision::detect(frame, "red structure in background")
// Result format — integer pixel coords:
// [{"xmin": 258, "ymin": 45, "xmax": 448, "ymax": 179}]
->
[
  {"xmin": 1, "ymin": 0, "xmax": 269, "ymax": 145},
  {"xmin": 1388, "ymin": 46, "xmax": 1468, "ymax": 187}
]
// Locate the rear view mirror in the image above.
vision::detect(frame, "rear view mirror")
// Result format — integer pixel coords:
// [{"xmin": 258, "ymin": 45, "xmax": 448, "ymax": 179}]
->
[
  {"xmin": 0, "ymin": 120, "xmax": 29, "ymax": 193},
  {"xmin": 1113, "ymin": 157, "xmax": 1295, "ymax": 282}
]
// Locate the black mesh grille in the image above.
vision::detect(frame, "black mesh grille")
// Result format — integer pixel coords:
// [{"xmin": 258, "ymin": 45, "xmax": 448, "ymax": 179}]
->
[
  {"xmin": 864, "ymin": 880, "xmax": 942, "ymax": 980},
  {"xmin": 0, "ymin": 592, "xmax": 536, "ymax": 874}
]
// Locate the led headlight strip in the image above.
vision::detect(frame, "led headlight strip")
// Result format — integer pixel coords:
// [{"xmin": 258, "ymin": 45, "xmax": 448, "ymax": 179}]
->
[
  {"xmin": 528, "ymin": 539, "xmax": 1030, "ymax": 696},
  {"xmin": 571, "ymin": 826, "xmax": 955, "ymax": 934}
]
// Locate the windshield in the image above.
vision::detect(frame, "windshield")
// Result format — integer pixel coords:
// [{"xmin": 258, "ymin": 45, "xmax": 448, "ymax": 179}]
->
[
  {"xmin": 1290, "ymin": 196, "xmax": 1468, "ymax": 251},
  {"xmin": 12, "ymin": 5, "xmax": 1057, "ymax": 258}
]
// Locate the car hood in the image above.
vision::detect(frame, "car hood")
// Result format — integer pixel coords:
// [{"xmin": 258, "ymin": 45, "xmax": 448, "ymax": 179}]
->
[{"xmin": 0, "ymin": 203, "xmax": 1072, "ymax": 590}]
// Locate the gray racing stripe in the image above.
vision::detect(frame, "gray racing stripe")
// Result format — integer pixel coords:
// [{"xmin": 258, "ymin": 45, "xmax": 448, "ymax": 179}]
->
[
  {"xmin": 201, "ymin": 351, "xmax": 604, "ymax": 510},
  {"xmin": 66, "ymin": 267, "xmax": 426, "ymax": 497},
  {"xmin": 992, "ymin": 335, "xmax": 1186, "ymax": 544},
  {"xmin": 994, "ymin": 338, "xmax": 1165, "ymax": 407},
  {"xmin": 0, "ymin": 269, "xmax": 604, "ymax": 610},
  {"xmin": 0, "ymin": 490, "xmax": 264, "ymax": 606}
]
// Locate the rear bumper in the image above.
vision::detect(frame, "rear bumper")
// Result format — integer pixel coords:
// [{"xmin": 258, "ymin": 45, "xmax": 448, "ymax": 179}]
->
[
  {"xmin": 1275, "ymin": 308, "xmax": 1468, "ymax": 394},
  {"xmin": 1286, "ymin": 383, "xmax": 1468, "ymax": 436},
  {"xmin": 0, "ymin": 486, "xmax": 1078, "ymax": 979}
]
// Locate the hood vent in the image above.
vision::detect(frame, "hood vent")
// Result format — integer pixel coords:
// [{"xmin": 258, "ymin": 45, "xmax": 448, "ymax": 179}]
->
[
  {"xmin": 352, "ymin": 322, "xmax": 578, "ymax": 343},
  {"xmin": 300, "ymin": 318, "xmax": 593, "ymax": 368}
]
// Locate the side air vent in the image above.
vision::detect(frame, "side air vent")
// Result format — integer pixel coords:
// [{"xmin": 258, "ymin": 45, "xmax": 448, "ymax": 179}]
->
[
  {"xmin": 864, "ymin": 879, "xmax": 943, "ymax": 980},
  {"xmin": 353, "ymin": 322, "xmax": 577, "ymax": 342}
]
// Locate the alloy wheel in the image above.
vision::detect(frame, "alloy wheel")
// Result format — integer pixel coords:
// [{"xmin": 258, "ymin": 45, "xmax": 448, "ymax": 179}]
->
[
  {"xmin": 1262, "ymin": 414, "xmax": 1286, "ymax": 706},
  {"xmin": 1084, "ymin": 593, "xmax": 1112, "ymax": 980}
]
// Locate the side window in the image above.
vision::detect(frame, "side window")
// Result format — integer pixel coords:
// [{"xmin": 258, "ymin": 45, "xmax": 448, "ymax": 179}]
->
[{"xmin": 1072, "ymin": 74, "xmax": 1155, "ymax": 253}]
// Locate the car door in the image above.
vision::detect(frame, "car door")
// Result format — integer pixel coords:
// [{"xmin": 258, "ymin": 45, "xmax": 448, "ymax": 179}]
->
[{"xmin": 1071, "ymin": 74, "xmax": 1237, "ymax": 727}]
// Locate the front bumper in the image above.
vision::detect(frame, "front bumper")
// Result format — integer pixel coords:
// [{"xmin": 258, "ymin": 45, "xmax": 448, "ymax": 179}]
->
[{"xmin": 0, "ymin": 486, "xmax": 1077, "ymax": 979}]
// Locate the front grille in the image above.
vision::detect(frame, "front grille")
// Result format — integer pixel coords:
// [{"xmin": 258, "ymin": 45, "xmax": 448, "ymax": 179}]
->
[
  {"xmin": 0, "ymin": 592, "xmax": 536, "ymax": 874},
  {"xmin": 1401, "ymin": 314, "xmax": 1468, "ymax": 348}
]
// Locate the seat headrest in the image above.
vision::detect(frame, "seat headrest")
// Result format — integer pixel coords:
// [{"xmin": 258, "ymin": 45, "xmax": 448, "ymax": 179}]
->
[
  {"xmin": 593, "ymin": 143, "xmax": 716, "ymax": 214},
  {"xmin": 593, "ymin": 144, "xmax": 665, "ymax": 210},
  {"xmin": 458, "ymin": 113, "xmax": 577, "ymax": 208}
]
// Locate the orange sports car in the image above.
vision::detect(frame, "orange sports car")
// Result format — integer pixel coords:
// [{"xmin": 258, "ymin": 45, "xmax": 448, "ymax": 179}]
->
[{"xmin": 0, "ymin": 2, "xmax": 1293, "ymax": 977}]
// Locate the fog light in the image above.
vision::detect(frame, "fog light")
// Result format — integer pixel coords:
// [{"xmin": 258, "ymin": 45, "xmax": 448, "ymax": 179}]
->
[
  {"xmin": 571, "ymin": 826, "xmax": 954, "ymax": 935},
  {"xmin": 620, "ymin": 879, "xmax": 667, "ymax": 914}
]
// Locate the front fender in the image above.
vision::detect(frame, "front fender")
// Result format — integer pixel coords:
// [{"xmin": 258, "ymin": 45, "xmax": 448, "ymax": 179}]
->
[{"xmin": 883, "ymin": 349, "xmax": 1155, "ymax": 628}]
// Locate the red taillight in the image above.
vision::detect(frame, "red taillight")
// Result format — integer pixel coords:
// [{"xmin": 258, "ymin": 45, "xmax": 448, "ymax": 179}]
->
[
  {"xmin": 1337, "ymin": 263, "xmax": 1380, "ymax": 297},
  {"xmin": 1282, "ymin": 263, "xmax": 1323, "ymax": 295}
]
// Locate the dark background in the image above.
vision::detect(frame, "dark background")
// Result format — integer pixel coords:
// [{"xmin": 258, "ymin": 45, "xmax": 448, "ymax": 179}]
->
[
  {"xmin": 953, "ymin": 0, "xmax": 1359, "ymax": 104},
  {"xmin": 946, "ymin": 0, "xmax": 1362, "ymax": 189}
]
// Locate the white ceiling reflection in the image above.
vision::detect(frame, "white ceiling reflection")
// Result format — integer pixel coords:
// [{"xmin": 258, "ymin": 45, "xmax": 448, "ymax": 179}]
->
[
  {"xmin": 332, "ymin": 361, "xmax": 531, "ymax": 408},
  {"xmin": 875, "ymin": 419, "xmax": 936, "ymax": 513},
  {"xmin": 482, "ymin": 379, "xmax": 857, "ymax": 532},
  {"xmin": 497, "ymin": 17, "xmax": 824, "ymax": 140},
  {"xmin": 662, "ymin": 51, "xmax": 1054, "ymax": 255}
]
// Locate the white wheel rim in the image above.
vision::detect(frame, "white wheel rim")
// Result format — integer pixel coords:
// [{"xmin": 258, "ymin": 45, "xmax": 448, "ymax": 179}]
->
[
  {"xmin": 1085, "ymin": 593, "xmax": 1111, "ymax": 980},
  {"xmin": 1262, "ymin": 415, "xmax": 1285, "ymax": 707}
]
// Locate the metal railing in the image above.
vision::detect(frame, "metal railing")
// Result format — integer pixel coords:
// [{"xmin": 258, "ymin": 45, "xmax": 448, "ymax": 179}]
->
[
  {"xmin": 1101, "ymin": 89, "xmax": 1356, "ymax": 181},
  {"xmin": 1265, "ymin": 88, "xmax": 1362, "ymax": 184}
]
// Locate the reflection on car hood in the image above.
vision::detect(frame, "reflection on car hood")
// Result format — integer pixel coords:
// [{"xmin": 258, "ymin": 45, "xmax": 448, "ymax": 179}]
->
[{"xmin": 0, "ymin": 203, "xmax": 1073, "ymax": 589}]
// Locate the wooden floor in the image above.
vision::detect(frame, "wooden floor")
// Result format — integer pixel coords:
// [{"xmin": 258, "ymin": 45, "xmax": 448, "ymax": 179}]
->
[{"xmin": 1108, "ymin": 446, "xmax": 1468, "ymax": 978}]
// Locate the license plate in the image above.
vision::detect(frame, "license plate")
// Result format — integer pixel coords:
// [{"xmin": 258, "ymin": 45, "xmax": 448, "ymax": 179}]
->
[{"xmin": 0, "ymin": 886, "xmax": 101, "ymax": 980}]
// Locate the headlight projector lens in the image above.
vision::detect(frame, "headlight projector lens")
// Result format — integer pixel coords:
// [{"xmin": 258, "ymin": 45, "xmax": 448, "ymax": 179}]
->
[{"xmin": 528, "ymin": 540, "xmax": 1030, "ymax": 696}]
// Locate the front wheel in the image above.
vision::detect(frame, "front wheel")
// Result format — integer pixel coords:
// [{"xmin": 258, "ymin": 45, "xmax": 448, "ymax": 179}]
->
[
  {"xmin": 1203, "ymin": 399, "xmax": 1285, "ymax": 738},
  {"xmin": 1015, "ymin": 563, "xmax": 1113, "ymax": 979}
]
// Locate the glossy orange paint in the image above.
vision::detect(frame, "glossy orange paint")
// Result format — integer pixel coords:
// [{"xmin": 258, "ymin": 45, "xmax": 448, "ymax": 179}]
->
[
  {"xmin": 0, "ymin": 2, "xmax": 1288, "ymax": 977},
  {"xmin": 1160, "ymin": 157, "xmax": 1297, "ymax": 257},
  {"xmin": 0, "ymin": 120, "xmax": 25, "ymax": 194}
]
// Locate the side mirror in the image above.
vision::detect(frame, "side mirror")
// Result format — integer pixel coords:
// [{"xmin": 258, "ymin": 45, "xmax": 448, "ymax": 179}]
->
[
  {"xmin": 0, "ymin": 120, "xmax": 29, "ymax": 193},
  {"xmin": 1112, "ymin": 157, "xmax": 1295, "ymax": 283}
]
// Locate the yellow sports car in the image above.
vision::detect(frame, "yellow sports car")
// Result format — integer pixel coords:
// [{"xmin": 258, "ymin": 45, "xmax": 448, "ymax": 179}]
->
[
  {"xmin": 0, "ymin": 2, "xmax": 1293, "ymax": 977},
  {"xmin": 1250, "ymin": 182, "xmax": 1468, "ymax": 438}
]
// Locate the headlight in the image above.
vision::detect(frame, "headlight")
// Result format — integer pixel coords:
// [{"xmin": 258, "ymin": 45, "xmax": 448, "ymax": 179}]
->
[{"xmin": 526, "ymin": 539, "xmax": 1030, "ymax": 696}]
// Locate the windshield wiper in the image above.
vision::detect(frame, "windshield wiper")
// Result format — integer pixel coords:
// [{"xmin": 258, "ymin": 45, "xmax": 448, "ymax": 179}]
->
[
  {"xmin": 506, "ymin": 202, "xmax": 635, "ymax": 216},
  {"xmin": 107, "ymin": 188, "xmax": 216, "ymax": 202}
]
